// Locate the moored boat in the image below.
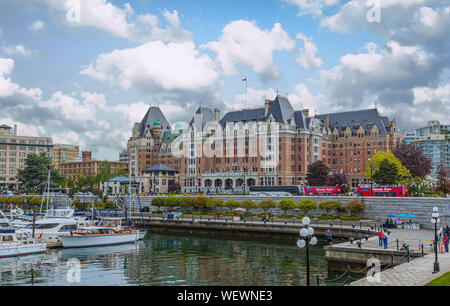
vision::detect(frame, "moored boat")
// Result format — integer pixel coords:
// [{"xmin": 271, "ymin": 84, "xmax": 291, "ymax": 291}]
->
[
  {"xmin": 0, "ymin": 229, "xmax": 47, "ymax": 258},
  {"xmin": 60, "ymin": 218, "xmax": 139, "ymax": 248}
]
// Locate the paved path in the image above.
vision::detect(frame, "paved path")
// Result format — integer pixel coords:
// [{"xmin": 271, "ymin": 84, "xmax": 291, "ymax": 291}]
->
[
  {"xmin": 350, "ymin": 251, "xmax": 450, "ymax": 286},
  {"xmin": 331, "ymin": 228, "xmax": 435, "ymax": 252}
]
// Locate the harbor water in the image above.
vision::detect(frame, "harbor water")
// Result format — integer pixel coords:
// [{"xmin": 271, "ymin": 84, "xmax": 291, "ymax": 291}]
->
[{"xmin": 0, "ymin": 230, "xmax": 363, "ymax": 286}]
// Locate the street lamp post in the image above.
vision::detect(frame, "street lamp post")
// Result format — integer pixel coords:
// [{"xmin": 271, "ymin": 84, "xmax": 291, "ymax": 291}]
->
[
  {"xmin": 431, "ymin": 207, "xmax": 440, "ymax": 274},
  {"xmin": 370, "ymin": 162, "xmax": 374, "ymax": 197},
  {"xmin": 296, "ymin": 217, "xmax": 318, "ymax": 286}
]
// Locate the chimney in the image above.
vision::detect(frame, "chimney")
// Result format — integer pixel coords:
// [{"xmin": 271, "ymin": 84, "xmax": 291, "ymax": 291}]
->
[
  {"xmin": 265, "ymin": 99, "xmax": 273, "ymax": 117},
  {"xmin": 302, "ymin": 109, "xmax": 309, "ymax": 118},
  {"xmin": 82, "ymin": 151, "xmax": 92, "ymax": 161},
  {"xmin": 214, "ymin": 109, "xmax": 221, "ymax": 122},
  {"xmin": 324, "ymin": 115, "xmax": 329, "ymax": 130},
  {"xmin": 13, "ymin": 124, "xmax": 17, "ymax": 135}
]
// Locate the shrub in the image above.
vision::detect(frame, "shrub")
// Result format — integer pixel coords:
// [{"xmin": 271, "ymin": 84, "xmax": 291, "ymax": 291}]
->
[
  {"xmin": 319, "ymin": 201, "xmax": 342, "ymax": 215},
  {"xmin": 241, "ymin": 199, "xmax": 257, "ymax": 212},
  {"xmin": 180, "ymin": 197, "xmax": 194, "ymax": 209},
  {"xmin": 318, "ymin": 215, "xmax": 336, "ymax": 220},
  {"xmin": 152, "ymin": 197, "xmax": 166, "ymax": 208},
  {"xmin": 194, "ymin": 196, "xmax": 209, "ymax": 210},
  {"xmin": 346, "ymin": 200, "xmax": 365, "ymax": 214},
  {"xmin": 165, "ymin": 196, "xmax": 181, "ymax": 208},
  {"xmin": 192, "ymin": 211, "xmax": 204, "ymax": 215},
  {"xmin": 340, "ymin": 215, "xmax": 361, "ymax": 221},
  {"xmin": 225, "ymin": 200, "xmax": 240, "ymax": 210},
  {"xmin": 258, "ymin": 200, "xmax": 276, "ymax": 212},
  {"xmin": 278, "ymin": 199, "xmax": 297, "ymax": 214},
  {"xmin": 298, "ymin": 199, "xmax": 317, "ymax": 214},
  {"xmin": 207, "ymin": 198, "xmax": 223, "ymax": 210}
]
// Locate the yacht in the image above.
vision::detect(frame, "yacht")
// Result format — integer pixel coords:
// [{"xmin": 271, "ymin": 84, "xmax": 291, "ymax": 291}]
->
[
  {"xmin": 16, "ymin": 208, "xmax": 90, "ymax": 247},
  {"xmin": 60, "ymin": 217, "xmax": 140, "ymax": 248},
  {"xmin": 0, "ymin": 229, "xmax": 46, "ymax": 258}
]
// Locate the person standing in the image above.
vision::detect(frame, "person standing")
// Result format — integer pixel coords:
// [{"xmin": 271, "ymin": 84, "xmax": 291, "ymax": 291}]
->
[
  {"xmin": 383, "ymin": 233, "xmax": 388, "ymax": 249},
  {"xmin": 216, "ymin": 211, "xmax": 220, "ymax": 220},
  {"xmin": 444, "ymin": 235, "xmax": 449, "ymax": 253},
  {"xmin": 378, "ymin": 230, "xmax": 383, "ymax": 247},
  {"xmin": 326, "ymin": 230, "xmax": 333, "ymax": 245}
]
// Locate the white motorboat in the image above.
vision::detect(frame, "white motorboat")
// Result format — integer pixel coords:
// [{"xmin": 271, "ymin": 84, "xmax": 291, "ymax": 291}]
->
[
  {"xmin": 0, "ymin": 229, "xmax": 46, "ymax": 258},
  {"xmin": 16, "ymin": 208, "xmax": 90, "ymax": 246},
  {"xmin": 60, "ymin": 218, "xmax": 139, "ymax": 248}
]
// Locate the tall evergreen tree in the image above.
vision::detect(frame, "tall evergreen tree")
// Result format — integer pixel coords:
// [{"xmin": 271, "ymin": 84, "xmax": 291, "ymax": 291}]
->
[
  {"xmin": 372, "ymin": 158, "xmax": 402, "ymax": 185},
  {"xmin": 16, "ymin": 153, "xmax": 64, "ymax": 193},
  {"xmin": 306, "ymin": 160, "xmax": 329, "ymax": 186}
]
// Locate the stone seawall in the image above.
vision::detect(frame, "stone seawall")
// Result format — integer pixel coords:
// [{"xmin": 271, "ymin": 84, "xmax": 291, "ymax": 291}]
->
[
  {"xmin": 2, "ymin": 194, "xmax": 448, "ymax": 228},
  {"xmin": 119, "ymin": 195, "xmax": 450, "ymax": 229}
]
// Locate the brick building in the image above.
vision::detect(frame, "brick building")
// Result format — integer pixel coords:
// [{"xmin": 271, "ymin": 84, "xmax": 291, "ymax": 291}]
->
[
  {"xmin": 52, "ymin": 144, "xmax": 79, "ymax": 169},
  {"xmin": 127, "ymin": 96, "xmax": 402, "ymax": 193},
  {"xmin": 0, "ymin": 124, "xmax": 53, "ymax": 190}
]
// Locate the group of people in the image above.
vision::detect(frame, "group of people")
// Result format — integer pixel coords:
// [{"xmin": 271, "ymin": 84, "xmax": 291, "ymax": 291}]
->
[{"xmin": 378, "ymin": 230, "xmax": 389, "ymax": 249}]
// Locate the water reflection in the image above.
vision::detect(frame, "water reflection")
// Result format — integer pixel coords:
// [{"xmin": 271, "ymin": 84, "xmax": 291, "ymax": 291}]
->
[{"xmin": 0, "ymin": 230, "xmax": 360, "ymax": 286}]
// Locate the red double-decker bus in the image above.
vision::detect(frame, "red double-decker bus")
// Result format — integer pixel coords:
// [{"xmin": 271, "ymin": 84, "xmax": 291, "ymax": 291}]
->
[
  {"xmin": 304, "ymin": 186, "xmax": 342, "ymax": 196},
  {"xmin": 357, "ymin": 185, "xmax": 408, "ymax": 197}
]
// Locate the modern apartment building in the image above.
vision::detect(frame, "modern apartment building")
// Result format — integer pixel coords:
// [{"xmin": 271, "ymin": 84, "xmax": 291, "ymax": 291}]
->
[
  {"xmin": 127, "ymin": 96, "xmax": 402, "ymax": 193},
  {"xmin": 0, "ymin": 124, "xmax": 53, "ymax": 190},
  {"xmin": 403, "ymin": 121, "xmax": 450, "ymax": 178}
]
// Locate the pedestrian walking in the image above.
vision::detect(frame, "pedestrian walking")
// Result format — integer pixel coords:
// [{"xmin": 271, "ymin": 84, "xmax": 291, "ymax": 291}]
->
[
  {"xmin": 383, "ymin": 233, "xmax": 388, "ymax": 249},
  {"xmin": 444, "ymin": 235, "xmax": 449, "ymax": 253},
  {"xmin": 216, "ymin": 211, "xmax": 220, "ymax": 220},
  {"xmin": 378, "ymin": 230, "xmax": 383, "ymax": 247},
  {"xmin": 326, "ymin": 229, "xmax": 333, "ymax": 245}
]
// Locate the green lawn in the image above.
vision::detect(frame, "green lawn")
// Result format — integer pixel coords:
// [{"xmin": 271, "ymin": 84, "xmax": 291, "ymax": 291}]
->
[{"xmin": 425, "ymin": 272, "xmax": 450, "ymax": 286}]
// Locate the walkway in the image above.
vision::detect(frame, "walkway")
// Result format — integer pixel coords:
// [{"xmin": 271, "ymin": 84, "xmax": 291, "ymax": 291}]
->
[{"xmin": 350, "ymin": 251, "xmax": 450, "ymax": 286}]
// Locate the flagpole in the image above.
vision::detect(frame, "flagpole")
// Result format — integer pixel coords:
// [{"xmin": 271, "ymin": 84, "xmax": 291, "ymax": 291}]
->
[{"xmin": 242, "ymin": 77, "xmax": 247, "ymax": 109}]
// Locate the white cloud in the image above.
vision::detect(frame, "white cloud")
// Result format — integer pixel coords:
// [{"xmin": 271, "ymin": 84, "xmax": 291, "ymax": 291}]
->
[
  {"xmin": 29, "ymin": 20, "xmax": 45, "ymax": 31},
  {"xmin": 412, "ymin": 84, "xmax": 450, "ymax": 105},
  {"xmin": 138, "ymin": 10, "xmax": 192, "ymax": 43},
  {"xmin": 81, "ymin": 40, "xmax": 219, "ymax": 92},
  {"xmin": 2, "ymin": 45, "xmax": 35, "ymax": 57},
  {"xmin": 113, "ymin": 101, "xmax": 150, "ymax": 124},
  {"xmin": 295, "ymin": 33, "xmax": 323, "ymax": 69},
  {"xmin": 202, "ymin": 20, "xmax": 295, "ymax": 78},
  {"xmin": 0, "ymin": 58, "xmax": 20, "ymax": 97},
  {"xmin": 230, "ymin": 87, "xmax": 277, "ymax": 110},
  {"xmin": 282, "ymin": 0, "xmax": 340, "ymax": 16},
  {"xmin": 288, "ymin": 83, "xmax": 332, "ymax": 113}
]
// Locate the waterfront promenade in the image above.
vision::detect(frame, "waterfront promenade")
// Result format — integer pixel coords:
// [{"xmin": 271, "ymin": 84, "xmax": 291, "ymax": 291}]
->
[{"xmin": 350, "ymin": 251, "xmax": 450, "ymax": 286}]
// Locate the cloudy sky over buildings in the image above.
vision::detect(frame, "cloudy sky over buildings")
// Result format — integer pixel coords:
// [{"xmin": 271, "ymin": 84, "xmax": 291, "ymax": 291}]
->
[{"xmin": 0, "ymin": 0, "xmax": 448, "ymax": 160}]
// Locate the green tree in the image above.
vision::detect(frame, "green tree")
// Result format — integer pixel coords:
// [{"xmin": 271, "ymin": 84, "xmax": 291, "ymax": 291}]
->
[
  {"xmin": 298, "ymin": 199, "xmax": 317, "ymax": 215},
  {"xmin": 16, "ymin": 153, "xmax": 64, "ymax": 193},
  {"xmin": 278, "ymin": 199, "xmax": 297, "ymax": 214},
  {"xmin": 165, "ymin": 196, "xmax": 181, "ymax": 209},
  {"xmin": 319, "ymin": 200, "xmax": 342, "ymax": 215},
  {"xmin": 180, "ymin": 197, "xmax": 194, "ymax": 209},
  {"xmin": 207, "ymin": 199, "xmax": 223, "ymax": 211},
  {"xmin": 151, "ymin": 197, "xmax": 166, "ymax": 209},
  {"xmin": 364, "ymin": 150, "xmax": 410, "ymax": 181},
  {"xmin": 346, "ymin": 200, "xmax": 365, "ymax": 215},
  {"xmin": 258, "ymin": 200, "xmax": 276, "ymax": 213},
  {"xmin": 193, "ymin": 196, "xmax": 209, "ymax": 210},
  {"xmin": 372, "ymin": 158, "xmax": 402, "ymax": 185},
  {"xmin": 241, "ymin": 199, "xmax": 257, "ymax": 213},
  {"xmin": 225, "ymin": 200, "xmax": 240, "ymax": 211}
]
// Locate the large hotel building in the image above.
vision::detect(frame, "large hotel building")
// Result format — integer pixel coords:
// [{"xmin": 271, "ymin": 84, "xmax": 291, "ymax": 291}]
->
[
  {"xmin": 128, "ymin": 96, "xmax": 402, "ymax": 193},
  {"xmin": 0, "ymin": 124, "xmax": 53, "ymax": 190}
]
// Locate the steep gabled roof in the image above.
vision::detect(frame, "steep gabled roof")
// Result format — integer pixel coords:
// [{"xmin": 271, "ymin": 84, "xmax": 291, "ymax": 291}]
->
[
  {"xmin": 139, "ymin": 106, "xmax": 170, "ymax": 137},
  {"xmin": 190, "ymin": 107, "xmax": 215, "ymax": 130},
  {"xmin": 219, "ymin": 108, "xmax": 265, "ymax": 127},
  {"xmin": 265, "ymin": 96, "xmax": 295, "ymax": 124},
  {"xmin": 316, "ymin": 109, "xmax": 390, "ymax": 135}
]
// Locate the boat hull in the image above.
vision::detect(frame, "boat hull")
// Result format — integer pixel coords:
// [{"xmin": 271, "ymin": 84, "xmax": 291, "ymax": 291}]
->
[
  {"xmin": 61, "ymin": 231, "xmax": 139, "ymax": 248},
  {"xmin": 0, "ymin": 242, "xmax": 47, "ymax": 258}
]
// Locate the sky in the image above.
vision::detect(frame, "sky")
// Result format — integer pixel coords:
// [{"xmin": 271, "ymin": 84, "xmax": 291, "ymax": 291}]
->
[{"xmin": 0, "ymin": 0, "xmax": 448, "ymax": 161}]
